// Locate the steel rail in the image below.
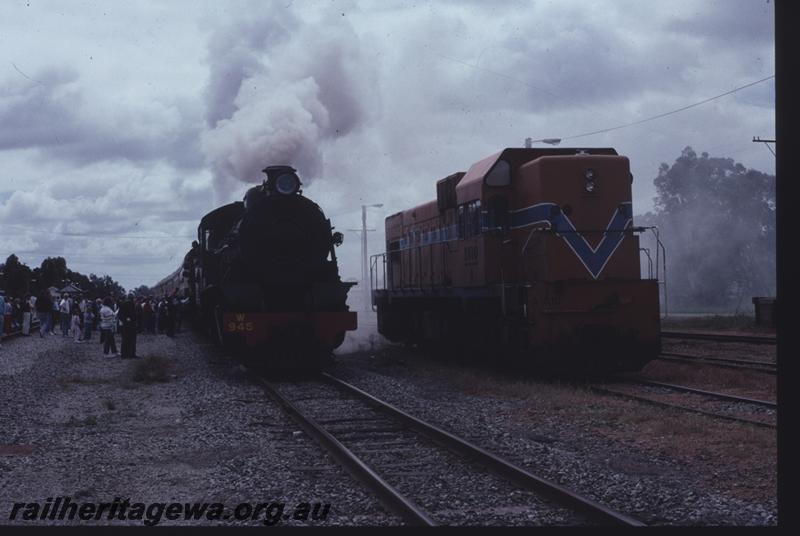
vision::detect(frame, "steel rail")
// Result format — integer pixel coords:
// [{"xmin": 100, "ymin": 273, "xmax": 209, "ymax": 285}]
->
[
  {"xmin": 621, "ymin": 378, "xmax": 777, "ymax": 409},
  {"xmin": 657, "ymin": 353, "xmax": 776, "ymax": 375},
  {"xmin": 656, "ymin": 355, "xmax": 776, "ymax": 374},
  {"xmin": 660, "ymin": 331, "xmax": 776, "ymax": 345},
  {"xmin": 322, "ymin": 372, "xmax": 646, "ymax": 527},
  {"xmin": 585, "ymin": 385, "xmax": 776, "ymax": 430},
  {"xmin": 660, "ymin": 352, "xmax": 776, "ymax": 369},
  {"xmin": 256, "ymin": 376, "xmax": 437, "ymax": 526}
]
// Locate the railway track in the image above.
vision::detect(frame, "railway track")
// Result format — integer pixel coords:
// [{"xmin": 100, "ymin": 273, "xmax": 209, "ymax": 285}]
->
[
  {"xmin": 622, "ymin": 378, "xmax": 776, "ymax": 409},
  {"xmin": 656, "ymin": 352, "xmax": 776, "ymax": 374},
  {"xmin": 252, "ymin": 370, "xmax": 645, "ymax": 527},
  {"xmin": 588, "ymin": 377, "xmax": 776, "ymax": 429},
  {"xmin": 660, "ymin": 331, "xmax": 776, "ymax": 345}
]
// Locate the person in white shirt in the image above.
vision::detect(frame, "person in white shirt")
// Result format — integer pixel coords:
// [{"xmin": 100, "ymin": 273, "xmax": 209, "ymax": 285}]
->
[
  {"xmin": 21, "ymin": 294, "xmax": 32, "ymax": 336},
  {"xmin": 71, "ymin": 306, "xmax": 83, "ymax": 343},
  {"xmin": 59, "ymin": 294, "xmax": 71, "ymax": 337},
  {"xmin": 99, "ymin": 297, "xmax": 118, "ymax": 356}
]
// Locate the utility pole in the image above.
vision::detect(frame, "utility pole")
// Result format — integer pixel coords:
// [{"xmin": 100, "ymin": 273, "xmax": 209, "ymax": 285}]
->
[
  {"xmin": 753, "ymin": 136, "xmax": 776, "ymax": 157},
  {"xmin": 348, "ymin": 203, "xmax": 383, "ymax": 311}
]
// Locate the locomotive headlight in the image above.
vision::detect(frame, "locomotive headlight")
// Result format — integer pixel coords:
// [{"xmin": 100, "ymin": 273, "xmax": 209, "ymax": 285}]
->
[
  {"xmin": 275, "ymin": 173, "xmax": 301, "ymax": 195},
  {"xmin": 584, "ymin": 168, "xmax": 597, "ymax": 192}
]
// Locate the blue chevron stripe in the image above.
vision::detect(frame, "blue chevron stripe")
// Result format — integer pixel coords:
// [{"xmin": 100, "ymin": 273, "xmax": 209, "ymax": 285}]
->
[
  {"xmin": 510, "ymin": 202, "xmax": 632, "ymax": 279},
  {"xmin": 393, "ymin": 201, "xmax": 632, "ymax": 280}
]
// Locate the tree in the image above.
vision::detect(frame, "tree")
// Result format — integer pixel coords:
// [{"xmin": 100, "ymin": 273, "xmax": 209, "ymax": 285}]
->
[
  {"xmin": 2, "ymin": 254, "xmax": 125, "ymax": 298},
  {"xmin": 639, "ymin": 146, "xmax": 775, "ymax": 311},
  {"xmin": 38, "ymin": 257, "xmax": 68, "ymax": 289},
  {"xmin": 88, "ymin": 274, "xmax": 125, "ymax": 297},
  {"xmin": 0, "ymin": 254, "xmax": 33, "ymax": 296},
  {"xmin": 132, "ymin": 284, "xmax": 153, "ymax": 296}
]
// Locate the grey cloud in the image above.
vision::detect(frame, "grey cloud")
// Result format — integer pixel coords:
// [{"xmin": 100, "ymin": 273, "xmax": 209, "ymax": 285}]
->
[
  {"xmin": 0, "ymin": 65, "xmax": 204, "ymax": 171},
  {"xmin": 0, "ymin": 66, "xmax": 83, "ymax": 150},
  {"xmin": 664, "ymin": 0, "xmax": 773, "ymax": 45}
]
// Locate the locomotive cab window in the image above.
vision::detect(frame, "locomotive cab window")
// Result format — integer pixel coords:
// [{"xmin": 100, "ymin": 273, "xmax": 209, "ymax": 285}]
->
[
  {"xmin": 389, "ymin": 240, "xmax": 401, "ymax": 262},
  {"xmin": 486, "ymin": 195, "xmax": 509, "ymax": 231},
  {"xmin": 484, "ymin": 159, "xmax": 511, "ymax": 187},
  {"xmin": 470, "ymin": 199, "xmax": 481, "ymax": 236},
  {"xmin": 458, "ymin": 200, "xmax": 482, "ymax": 238}
]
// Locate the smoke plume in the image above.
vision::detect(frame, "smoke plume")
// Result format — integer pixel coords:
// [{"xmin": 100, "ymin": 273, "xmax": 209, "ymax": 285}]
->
[{"xmin": 201, "ymin": 4, "xmax": 377, "ymax": 203}]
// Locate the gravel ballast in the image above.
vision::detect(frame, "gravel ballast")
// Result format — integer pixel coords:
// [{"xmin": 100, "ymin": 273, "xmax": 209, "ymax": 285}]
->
[
  {"xmin": 331, "ymin": 344, "xmax": 777, "ymax": 526},
  {"xmin": 0, "ymin": 331, "xmax": 397, "ymax": 527},
  {"xmin": 0, "ymin": 327, "xmax": 777, "ymax": 526}
]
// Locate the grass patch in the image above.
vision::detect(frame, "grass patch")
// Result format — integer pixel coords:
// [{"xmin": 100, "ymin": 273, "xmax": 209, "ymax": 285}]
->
[{"xmin": 130, "ymin": 355, "xmax": 172, "ymax": 384}]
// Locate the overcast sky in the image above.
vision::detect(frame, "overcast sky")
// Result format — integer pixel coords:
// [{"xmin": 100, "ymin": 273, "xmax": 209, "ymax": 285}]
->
[{"xmin": 0, "ymin": 0, "xmax": 774, "ymax": 291}]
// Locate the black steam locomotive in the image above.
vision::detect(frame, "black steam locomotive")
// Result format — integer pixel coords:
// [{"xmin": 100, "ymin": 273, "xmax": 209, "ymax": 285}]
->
[{"xmin": 175, "ymin": 165, "xmax": 357, "ymax": 367}]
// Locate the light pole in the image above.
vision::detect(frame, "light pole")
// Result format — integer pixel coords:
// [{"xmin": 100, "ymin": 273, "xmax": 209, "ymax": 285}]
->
[
  {"xmin": 524, "ymin": 137, "xmax": 562, "ymax": 148},
  {"xmin": 355, "ymin": 203, "xmax": 383, "ymax": 312}
]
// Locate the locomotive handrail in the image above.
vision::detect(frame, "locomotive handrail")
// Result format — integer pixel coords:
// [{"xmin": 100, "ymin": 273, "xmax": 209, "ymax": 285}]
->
[
  {"xmin": 638, "ymin": 226, "xmax": 668, "ymax": 317},
  {"xmin": 651, "ymin": 226, "xmax": 667, "ymax": 317},
  {"xmin": 639, "ymin": 247, "xmax": 653, "ymax": 279},
  {"xmin": 369, "ymin": 253, "xmax": 387, "ymax": 312}
]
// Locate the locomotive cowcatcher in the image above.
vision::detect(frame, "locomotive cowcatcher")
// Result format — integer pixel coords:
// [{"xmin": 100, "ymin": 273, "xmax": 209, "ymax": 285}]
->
[
  {"xmin": 182, "ymin": 165, "xmax": 357, "ymax": 368},
  {"xmin": 371, "ymin": 148, "xmax": 661, "ymax": 372}
]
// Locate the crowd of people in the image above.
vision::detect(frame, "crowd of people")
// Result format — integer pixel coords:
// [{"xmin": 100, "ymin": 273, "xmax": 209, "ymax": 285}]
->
[{"xmin": 0, "ymin": 289, "xmax": 191, "ymax": 358}]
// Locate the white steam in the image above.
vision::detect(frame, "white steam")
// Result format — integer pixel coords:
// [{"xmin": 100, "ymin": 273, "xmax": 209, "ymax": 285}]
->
[{"xmin": 201, "ymin": 4, "xmax": 377, "ymax": 203}]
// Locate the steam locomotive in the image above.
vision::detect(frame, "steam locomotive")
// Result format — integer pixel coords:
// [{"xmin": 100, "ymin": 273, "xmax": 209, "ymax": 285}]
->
[
  {"xmin": 157, "ymin": 165, "xmax": 357, "ymax": 368},
  {"xmin": 371, "ymin": 148, "xmax": 661, "ymax": 372}
]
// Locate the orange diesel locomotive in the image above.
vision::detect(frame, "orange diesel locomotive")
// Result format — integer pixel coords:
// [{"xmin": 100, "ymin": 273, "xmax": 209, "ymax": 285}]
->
[{"xmin": 371, "ymin": 147, "xmax": 661, "ymax": 372}]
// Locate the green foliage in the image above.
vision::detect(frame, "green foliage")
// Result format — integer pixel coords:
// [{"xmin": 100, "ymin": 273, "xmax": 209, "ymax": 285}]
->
[
  {"xmin": 0, "ymin": 254, "xmax": 125, "ymax": 298},
  {"xmin": 640, "ymin": 146, "xmax": 775, "ymax": 310},
  {"xmin": 37, "ymin": 256, "xmax": 68, "ymax": 289},
  {"xmin": 132, "ymin": 284, "xmax": 153, "ymax": 296},
  {"xmin": 0, "ymin": 254, "xmax": 33, "ymax": 296}
]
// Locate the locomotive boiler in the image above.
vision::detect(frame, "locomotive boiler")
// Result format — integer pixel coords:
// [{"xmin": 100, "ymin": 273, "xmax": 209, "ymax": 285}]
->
[
  {"xmin": 371, "ymin": 148, "xmax": 662, "ymax": 372},
  {"xmin": 177, "ymin": 165, "xmax": 357, "ymax": 367}
]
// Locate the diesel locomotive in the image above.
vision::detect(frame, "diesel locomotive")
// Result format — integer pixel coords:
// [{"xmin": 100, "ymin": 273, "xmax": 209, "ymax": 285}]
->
[
  {"xmin": 371, "ymin": 148, "xmax": 661, "ymax": 372},
  {"xmin": 160, "ymin": 165, "xmax": 357, "ymax": 368}
]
